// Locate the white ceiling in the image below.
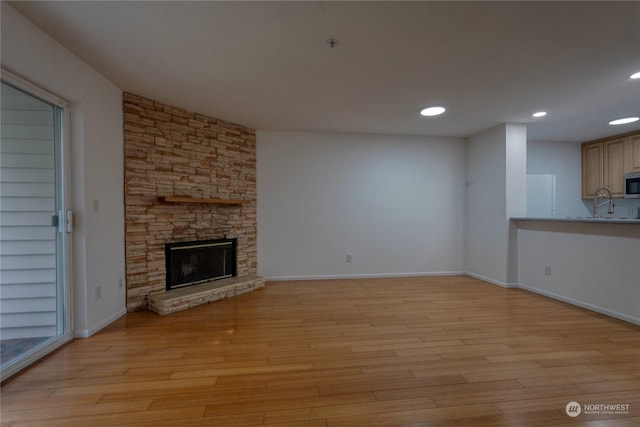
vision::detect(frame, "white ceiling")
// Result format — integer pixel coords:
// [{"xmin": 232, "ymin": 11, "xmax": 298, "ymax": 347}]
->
[{"xmin": 9, "ymin": 1, "xmax": 640, "ymax": 142}]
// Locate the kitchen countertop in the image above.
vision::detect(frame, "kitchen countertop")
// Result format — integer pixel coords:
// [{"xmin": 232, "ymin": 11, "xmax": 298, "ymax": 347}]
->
[{"xmin": 512, "ymin": 217, "xmax": 640, "ymax": 224}]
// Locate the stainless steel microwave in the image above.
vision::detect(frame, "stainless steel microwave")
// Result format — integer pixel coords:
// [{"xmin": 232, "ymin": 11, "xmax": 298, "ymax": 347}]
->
[{"xmin": 624, "ymin": 172, "xmax": 640, "ymax": 198}]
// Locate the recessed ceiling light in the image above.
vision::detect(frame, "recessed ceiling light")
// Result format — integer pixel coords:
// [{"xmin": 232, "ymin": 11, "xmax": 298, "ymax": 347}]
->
[
  {"xmin": 420, "ymin": 106, "xmax": 446, "ymax": 117},
  {"xmin": 609, "ymin": 116, "xmax": 639, "ymax": 125},
  {"xmin": 630, "ymin": 71, "xmax": 640, "ymax": 79},
  {"xmin": 532, "ymin": 111, "xmax": 547, "ymax": 118}
]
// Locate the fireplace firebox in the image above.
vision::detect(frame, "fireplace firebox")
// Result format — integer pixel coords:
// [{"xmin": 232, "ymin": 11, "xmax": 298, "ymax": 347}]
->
[{"xmin": 165, "ymin": 238, "xmax": 237, "ymax": 291}]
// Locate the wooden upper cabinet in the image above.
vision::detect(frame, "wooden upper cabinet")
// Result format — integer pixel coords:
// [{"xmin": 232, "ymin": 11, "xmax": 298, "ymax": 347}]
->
[
  {"xmin": 581, "ymin": 132, "xmax": 640, "ymax": 199},
  {"xmin": 582, "ymin": 141, "xmax": 603, "ymax": 199},
  {"xmin": 626, "ymin": 133, "xmax": 640, "ymax": 173},
  {"xmin": 603, "ymin": 138, "xmax": 625, "ymax": 197}
]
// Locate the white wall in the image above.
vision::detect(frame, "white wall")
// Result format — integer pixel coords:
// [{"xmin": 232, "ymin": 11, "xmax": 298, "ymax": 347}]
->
[
  {"xmin": 2, "ymin": 3, "xmax": 126, "ymax": 337},
  {"xmin": 506, "ymin": 124, "xmax": 527, "ymax": 283},
  {"xmin": 257, "ymin": 131, "xmax": 466, "ymax": 280},
  {"xmin": 506, "ymin": 125, "xmax": 527, "ymax": 219},
  {"xmin": 517, "ymin": 220, "xmax": 640, "ymax": 324},
  {"xmin": 465, "ymin": 123, "xmax": 526, "ymax": 286},
  {"xmin": 527, "ymin": 140, "xmax": 590, "ymax": 218}
]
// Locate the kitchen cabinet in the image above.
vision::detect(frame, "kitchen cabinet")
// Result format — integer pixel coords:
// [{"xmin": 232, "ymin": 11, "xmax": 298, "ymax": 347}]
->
[
  {"xmin": 603, "ymin": 137, "xmax": 626, "ymax": 197},
  {"xmin": 582, "ymin": 141, "xmax": 603, "ymax": 199},
  {"xmin": 581, "ymin": 137, "xmax": 625, "ymax": 199},
  {"xmin": 626, "ymin": 133, "xmax": 640, "ymax": 173}
]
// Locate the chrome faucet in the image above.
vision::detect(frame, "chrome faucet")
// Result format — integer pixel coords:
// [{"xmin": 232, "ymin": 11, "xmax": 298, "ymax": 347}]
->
[{"xmin": 592, "ymin": 187, "xmax": 614, "ymax": 218}]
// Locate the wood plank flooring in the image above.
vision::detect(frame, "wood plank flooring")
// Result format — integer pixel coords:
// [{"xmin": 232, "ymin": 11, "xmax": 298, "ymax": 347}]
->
[{"xmin": 1, "ymin": 276, "xmax": 639, "ymax": 426}]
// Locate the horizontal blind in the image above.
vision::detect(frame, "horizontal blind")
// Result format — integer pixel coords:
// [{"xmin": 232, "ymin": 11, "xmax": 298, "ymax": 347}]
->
[{"xmin": 0, "ymin": 83, "xmax": 57, "ymax": 340}]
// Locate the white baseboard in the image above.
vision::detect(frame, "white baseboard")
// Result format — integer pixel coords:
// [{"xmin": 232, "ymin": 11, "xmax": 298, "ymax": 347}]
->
[
  {"xmin": 263, "ymin": 271, "xmax": 466, "ymax": 282},
  {"xmin": 74, "ymin": 308, "xmax": 127, "ymax": 338},
  {"xmin": 464, "ymin": 272, "xmax": 519, "ymax": 288},
  {"xmin": 516, "ymin": 283, "xmax": 640, "ymax": 326}
]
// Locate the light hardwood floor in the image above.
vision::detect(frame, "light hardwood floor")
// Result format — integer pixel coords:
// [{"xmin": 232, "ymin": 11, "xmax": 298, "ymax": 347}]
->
[{"xmin": 1, "ymin": 276, "xmax": 639, "ymax": 426}]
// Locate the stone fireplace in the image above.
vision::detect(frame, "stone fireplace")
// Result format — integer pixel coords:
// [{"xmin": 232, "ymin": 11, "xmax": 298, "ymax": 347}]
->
[
  {"xmin": 165, "ymin": 238, "xmax": 237, "ymax": 291},
  {"xmin": 123, "ymin": 93, "xmax": 263, "ymax": 314}
]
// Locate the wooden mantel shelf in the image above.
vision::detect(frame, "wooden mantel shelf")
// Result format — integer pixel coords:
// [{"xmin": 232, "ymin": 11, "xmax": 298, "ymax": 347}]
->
[{"xmin": 157, "ymin": 196, "xmax": 250, "ymax": 205}]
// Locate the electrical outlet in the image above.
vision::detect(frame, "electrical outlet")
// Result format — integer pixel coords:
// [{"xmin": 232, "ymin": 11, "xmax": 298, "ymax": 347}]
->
[
  {"xmin": 544, "ymin": 265, "xmax": 551, "ymax": 276},
  {"xmin": 95, "ymin": 285, "xmax": 102, "ymax": 300},
  {"xmin": 118, "ymin": 278, "xmax": 124, "ymax": 290},
  {"xmin": 346, "ymin": 253, "xmax": 352, "ymax": 263}
]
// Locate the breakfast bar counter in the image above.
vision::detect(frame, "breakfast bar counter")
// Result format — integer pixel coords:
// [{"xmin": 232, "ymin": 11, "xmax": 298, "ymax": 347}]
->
[
  {"xmin": 511, "ymin": 217, "xmax": 640, "ymax": 325},
  {"xmin": 512, "ymin": 217, "xmax": 640, "ymax": 225}
]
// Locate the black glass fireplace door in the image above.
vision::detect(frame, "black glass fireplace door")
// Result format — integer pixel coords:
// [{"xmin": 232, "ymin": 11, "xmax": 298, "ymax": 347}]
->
[{"xmin": 165, "ymin": 238, "xmax": 237, "ymax": 290}]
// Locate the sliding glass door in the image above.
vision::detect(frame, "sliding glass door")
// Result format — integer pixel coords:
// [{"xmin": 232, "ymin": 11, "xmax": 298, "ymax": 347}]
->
[{"xmin": 0, "ymin": 74, "xmax": 72, "ymax": 380}]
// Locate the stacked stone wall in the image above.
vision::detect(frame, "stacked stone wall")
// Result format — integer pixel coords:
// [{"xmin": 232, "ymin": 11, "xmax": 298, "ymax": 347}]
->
[{"xmin": 123, "ymin": 93, "xmax": 257, "ymax": 311}]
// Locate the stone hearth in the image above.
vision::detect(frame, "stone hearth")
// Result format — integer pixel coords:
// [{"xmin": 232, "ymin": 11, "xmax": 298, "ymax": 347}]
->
[{"xmin": 147, "ymin": 275, "xmax": 265, "ymax": 315}]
